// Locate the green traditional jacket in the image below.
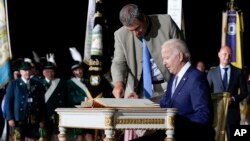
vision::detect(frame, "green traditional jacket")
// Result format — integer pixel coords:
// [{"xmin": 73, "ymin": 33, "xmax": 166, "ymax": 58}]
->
[
  {"xmin": 40, "ymin": 78, "xmax": 68, "ymax": 117},
  {"xmin": 67, "ymin": 78, "xmax": 93, "ymax": 107}
]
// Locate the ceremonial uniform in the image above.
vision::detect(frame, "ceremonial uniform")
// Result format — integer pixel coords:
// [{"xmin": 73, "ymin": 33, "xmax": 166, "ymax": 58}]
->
[
  {"xmin": 41, "ymin": 78, "xmax": 67, "ymax": 118},
  {"xmin": 40, "ymin": 61, "xmax": 68, "ymax": 140},
  {"xmin": 4, "ymin": 77, "xmax": 46, "ymax": 139},
  {"xmin": 67, "ymin": 78, "xmax": 92, "ymax": 106},
  {"xmin": 30, "ymin": 75, "xmax": 42, "ymax": 83}
]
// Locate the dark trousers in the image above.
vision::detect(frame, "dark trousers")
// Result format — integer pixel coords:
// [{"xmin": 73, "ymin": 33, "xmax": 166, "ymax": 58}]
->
[
  {"xmin": 131, "ymin": 129, "xmax": 215, "ymax": 141},
  {"xmin": 130, "ymin": 130, "xmax": 166, "ymax": 141},
  {"xmin": 227, "ymin": 123, "xmax": 240, "ymax": 141},
  {"xmin": 10, "ymin": 122, "xmax": 39, "ymax": 140}
]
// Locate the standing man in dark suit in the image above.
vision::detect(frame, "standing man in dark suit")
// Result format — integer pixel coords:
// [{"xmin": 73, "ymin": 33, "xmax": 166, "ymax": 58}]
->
[
  {"xmin": 4, "ymin": 61, "xmax": 46, "ymax": 141},
  {"xmin": 160, "ymin": 39, "xmax": 214, "ymax": 141},
  {"xmin": 207, "ymin": 45, "xmax": 248, "ymax": 140}
]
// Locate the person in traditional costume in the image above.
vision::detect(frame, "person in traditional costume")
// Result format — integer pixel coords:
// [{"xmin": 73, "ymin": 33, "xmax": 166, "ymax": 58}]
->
[
  {"xmin": 4, "ymin": 61, "xmax": 46, "ymax": 141},
  {"xmin": 40, "ymin": 53, "xmax": 68, "ymax": 141}
]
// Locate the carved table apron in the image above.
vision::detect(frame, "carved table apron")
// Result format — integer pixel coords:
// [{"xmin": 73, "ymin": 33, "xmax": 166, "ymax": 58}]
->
[{"xmin": 55, "ymin": 107, "xmax": 177, "ymax": 141}]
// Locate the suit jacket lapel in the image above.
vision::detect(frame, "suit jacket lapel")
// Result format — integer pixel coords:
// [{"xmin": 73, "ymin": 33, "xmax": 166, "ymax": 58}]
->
[
  {"xmin": 18, "ymin": 78, "xmax": 29, "ymax": 93},
  {"xmin": 227, "ymin": 65, "xmax": 234, "ymax": 91},
  {"xmin": 170, "ymin": 67, "xmax": 192, "ymax": 105},
  {"xmin": 215, "ymin": 66, "xmax": 225, "ymax": 90},
  {"xmin": 165, "ymin": 76, "xmax": 174, "ymax": 107},
  {"xmin": 134, "ymin": 36, "xmax": 143, "ymax": 76}
]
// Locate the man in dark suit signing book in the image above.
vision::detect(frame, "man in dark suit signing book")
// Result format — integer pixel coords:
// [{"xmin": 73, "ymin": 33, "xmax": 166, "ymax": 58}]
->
[{"xmin": 133, "ymin": 39, "xmax": 215, "ymax": 141}]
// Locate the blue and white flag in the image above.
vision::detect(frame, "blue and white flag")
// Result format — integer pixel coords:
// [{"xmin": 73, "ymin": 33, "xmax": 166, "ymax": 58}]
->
[
  {"xmin": 0, "ymin": 0, "xmax": 11, "ymax": 89},
  {"xmin": 226, "ymin": 11, "xmax": 237, "ymax": 63}
]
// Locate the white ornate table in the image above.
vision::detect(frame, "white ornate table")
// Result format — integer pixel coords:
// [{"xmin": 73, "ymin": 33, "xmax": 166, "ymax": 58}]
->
[{"xmin": 55, "ymin": 107, "xmax": 177, "ymax": 141}]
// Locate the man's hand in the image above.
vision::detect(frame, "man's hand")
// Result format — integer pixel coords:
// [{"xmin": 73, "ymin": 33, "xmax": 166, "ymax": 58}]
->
[
  {"xmin": 112, "ymin": 81, "xmax": 125, "ymax": 98},
  {"xmin": 229, "ymin": 96, "xmax": 235, "ymax": 105},
  {"xmin": 126, "ymin": 92, "xmax": 138, "ymax": 99},
  {"xmin": 8, "ymin": 120, "xmax": 15, "ymax": 127}
]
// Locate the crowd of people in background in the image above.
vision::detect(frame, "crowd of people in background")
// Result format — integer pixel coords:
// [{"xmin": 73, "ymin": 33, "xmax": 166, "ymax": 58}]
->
[
  {"xmin": 0, "ymin": 3, "xmax": 250, "ymax": 141},
  {"xmin": 0, "ymin": 49, "xmax": 113, "ymax": 141},
  {"xmin": 1, "ymin": 45, "xmax": 249, "ymax": 141}
]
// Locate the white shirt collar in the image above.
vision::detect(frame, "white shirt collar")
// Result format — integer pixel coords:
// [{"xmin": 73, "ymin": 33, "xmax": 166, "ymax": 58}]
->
[
  {"xmin": 21, "ymin": 77, "xmax": 29, "ymax": 84},
  {"xmin": 175, "ymin": 62, "xmax": 191, "ymax": 86},
  {"xmin": 74, "ymin": 77, "xmax": 81, "ymax": 81},
  {"xmin": 219, "ymin": 64, "xmax": 231, "ymax": 80},
  {"xmin": 45, "ymin": 78, "xmax": 51, "ymax": 83},
  {"xmin": 219, "ymin": 64, "xmax": 230, "ymax": 69}
]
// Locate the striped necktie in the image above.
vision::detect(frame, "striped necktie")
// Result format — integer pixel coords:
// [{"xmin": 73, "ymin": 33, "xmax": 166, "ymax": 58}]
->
[{"xmin": 171, "ymin": 75, "xmax": 178, "ymax": 98}]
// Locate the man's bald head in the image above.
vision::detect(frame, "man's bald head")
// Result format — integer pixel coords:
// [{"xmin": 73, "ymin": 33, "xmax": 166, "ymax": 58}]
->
[{"xmin": 218, "ymin": 45, "xmax": 232, "ymax": 67}]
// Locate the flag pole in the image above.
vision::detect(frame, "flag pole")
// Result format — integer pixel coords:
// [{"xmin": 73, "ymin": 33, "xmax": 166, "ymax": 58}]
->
[
  {"xmin": 227, "ymin": 0, "xmax": 237, "ymax": 11},
  {"xmin": 221, "ymin": 11, "xmax": 227, "ymax": 46},
  {"xmin": 224, "ymin": 0, "xmax": 243, "ymax": 68},
  {"xmin": 83, "ymin": 0, "xmax": 96, "ymax": 65},
  {"xmin": 4, "ymin": 0, "xmax": 12, "ymax": 59}
]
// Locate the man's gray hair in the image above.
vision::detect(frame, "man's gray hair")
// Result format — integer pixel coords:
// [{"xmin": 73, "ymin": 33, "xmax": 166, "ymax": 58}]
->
[
  {"xmin": 119, "ymin": 4, "xmax": 144, "ymax": 26},
  {"xmin": 162, "ymin": 39, "xmax": 191, "ymax": 61}
]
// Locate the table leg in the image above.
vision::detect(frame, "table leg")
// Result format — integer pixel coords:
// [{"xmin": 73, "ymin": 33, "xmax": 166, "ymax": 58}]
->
[
  {"xmin": 165, "ymin": 129, "xmax": 175, "ymax": 141},
  {"xmin": 165, "ymin": 113, "xmax": 175, "ymax": 141},
  {"xmin": 164, "ymin": 137, "xmax": 175, "ymax": 141},
  {"xmin": 58, "ymin": 127, "xmax": 66, "ymax": 141},
  {"xmin": 103, "ymin": 129, "xmax": 115, "ymax": 141}
]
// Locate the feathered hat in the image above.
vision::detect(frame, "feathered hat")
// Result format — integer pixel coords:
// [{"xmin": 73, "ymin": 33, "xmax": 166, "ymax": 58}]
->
[
  {"xmin": 69, "ymin": 47, "xmax": 84, "ymax": 70},
  {"xmin": 43, "ymin": 53, "xmax": 56, "ymax": 70}
]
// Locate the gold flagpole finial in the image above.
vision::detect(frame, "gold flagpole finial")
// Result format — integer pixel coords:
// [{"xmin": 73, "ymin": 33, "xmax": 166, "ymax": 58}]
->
[
  {"xmin": 94, "ymin": 11, "xmax": 102, "ymax": 18},
  {"xmin": 96, "ymin": 0, "xmax": 102, "ymax": 4},
  {"xmin": 227, "ymin": 0, "xmax": 239, "ymax": 11},
  {"xmin": 230, "ymin": 0, "xmax": 235, "ymax": 10}
]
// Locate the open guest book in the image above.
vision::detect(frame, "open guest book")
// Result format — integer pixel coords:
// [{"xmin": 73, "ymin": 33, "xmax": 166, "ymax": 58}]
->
[{"xmin": 77, "ymin": 98, "xmax": 160, "ymax": 108}]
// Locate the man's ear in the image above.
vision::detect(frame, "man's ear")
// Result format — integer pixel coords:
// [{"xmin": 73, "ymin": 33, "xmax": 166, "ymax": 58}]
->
[{"xmin": 179, "ymin": 52, "xmax": 184, "ymax": 62}]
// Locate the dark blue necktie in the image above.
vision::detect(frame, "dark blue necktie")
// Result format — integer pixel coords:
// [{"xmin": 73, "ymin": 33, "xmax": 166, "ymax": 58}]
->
[
  {"xmin": 142, "ymin": 38, "xmax": 152, "ymax": 98},
  {"xmin": 222, "ymin": 68, "xmax": 228, "ymax": 90}
]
